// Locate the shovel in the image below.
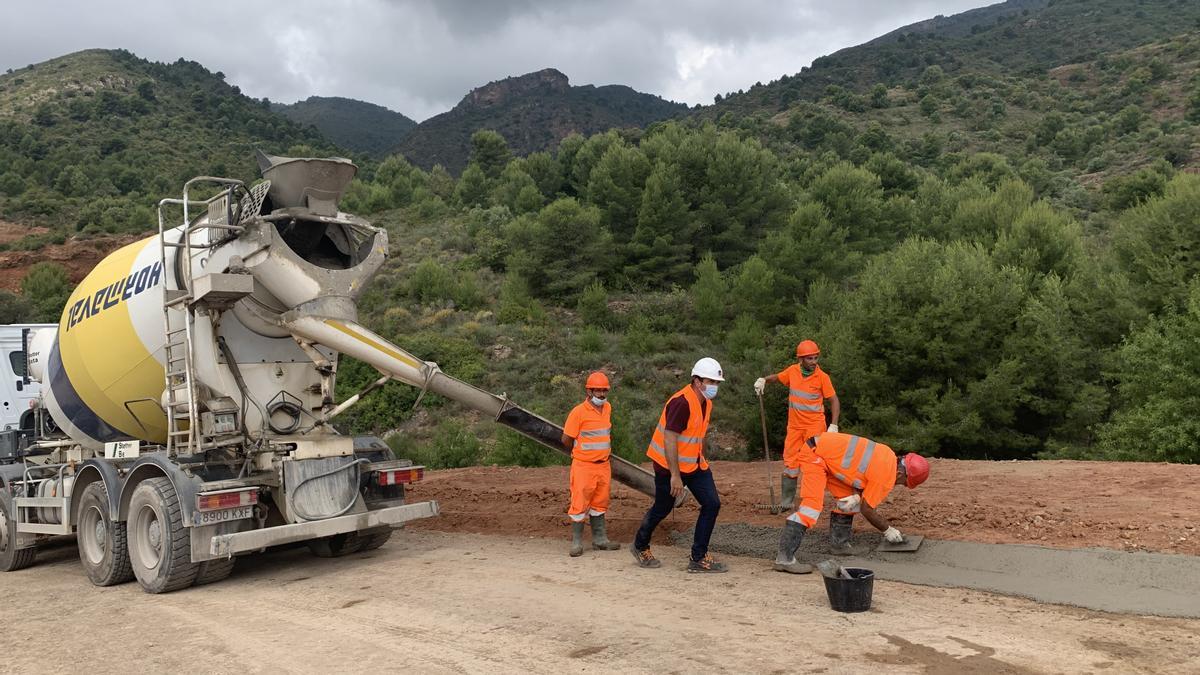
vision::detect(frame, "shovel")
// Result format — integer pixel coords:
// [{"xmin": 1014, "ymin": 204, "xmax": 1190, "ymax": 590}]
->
[{"xmin": 753, "ymin": 393, "xmax": 781, "ymax": 514}]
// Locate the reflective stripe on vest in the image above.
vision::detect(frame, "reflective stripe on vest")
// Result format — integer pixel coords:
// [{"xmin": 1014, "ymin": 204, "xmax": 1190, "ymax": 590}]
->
[
  {"xmin": 569, "ymin": 404, "xmax": 611, "ymax": 462},
  {"xmin": 656, "ymin": 423, "xmax": 703, "ymax": 445},
  {"xmin": 785, "ymin": 366, "xmax": 829, "ymax": 430},
  {"xmin": 645, "ymin": 385, "xmax": 711, "ymax": 473}
]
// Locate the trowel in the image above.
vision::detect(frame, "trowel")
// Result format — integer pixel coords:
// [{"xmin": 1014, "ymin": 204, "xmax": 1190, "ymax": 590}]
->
[
  {"xmin": 875, "ymin": 534, "xmax": 925, "ymax": 553},
  {"xmin": 815, "ymin": 559, "xmax": 854, "ymax": 579}
]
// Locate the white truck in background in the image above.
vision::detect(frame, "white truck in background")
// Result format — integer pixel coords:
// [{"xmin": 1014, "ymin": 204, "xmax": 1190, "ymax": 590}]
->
[{"xmin": 0, "ymin": 324, "xmax": 55, "ymax": 458}]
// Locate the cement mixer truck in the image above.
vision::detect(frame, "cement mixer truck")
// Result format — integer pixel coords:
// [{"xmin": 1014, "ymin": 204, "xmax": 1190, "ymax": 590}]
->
[{"xmin": 0, "ymin": 152, "xmax": 661, "ymax": 593}]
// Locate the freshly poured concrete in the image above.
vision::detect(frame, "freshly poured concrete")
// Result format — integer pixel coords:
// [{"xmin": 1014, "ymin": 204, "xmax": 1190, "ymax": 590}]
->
[{"xmin": 673, "ymin": 523, "xmax": 1200, "ymax": 618}]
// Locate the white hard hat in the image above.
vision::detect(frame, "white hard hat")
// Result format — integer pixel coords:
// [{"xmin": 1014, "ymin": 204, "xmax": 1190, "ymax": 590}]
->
[{"xmin": 691, "ymin": 357, "xmax": 725, "ymax": 382}]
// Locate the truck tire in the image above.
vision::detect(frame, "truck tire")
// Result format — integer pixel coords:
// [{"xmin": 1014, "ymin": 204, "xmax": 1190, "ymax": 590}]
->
[
  {"xmin": 357, "ymin": 526, "xmax": 393, "ymax": 552},
  {"xmin": 0, "ymin": 490, "xmax": 36, "ymax": 572},
  {"xmin": 193, "ymin": 557, "xmax": 236, "ymax": 586},
  {"xmin": 127, "ymin": 477, "xmax": 198, "ymax": 593},
  {"xmin": 307, "ymin": 531, "xmax": 363, "ymax": 558},
  {"xmin": 76, "ymin": 481, "xmax": 134, "ymax": 586}
]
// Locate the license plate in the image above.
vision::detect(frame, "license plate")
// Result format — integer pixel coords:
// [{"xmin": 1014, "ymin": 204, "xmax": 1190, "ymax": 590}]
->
[{"xmin": 193, "ymin": 506, "xmax": 253, "ymax": 526}]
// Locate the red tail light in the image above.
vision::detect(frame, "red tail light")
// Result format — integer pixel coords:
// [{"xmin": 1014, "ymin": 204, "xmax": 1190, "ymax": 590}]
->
[
  {"xmin": 378, "ymin": 467, "xmax": 424, "ymax": 486},
  {"xmin": 196, "ymin": 489, "xmax": 259, "ymax": 512}
]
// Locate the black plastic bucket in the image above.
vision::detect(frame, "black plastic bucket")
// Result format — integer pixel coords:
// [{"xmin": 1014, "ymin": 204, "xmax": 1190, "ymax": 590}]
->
[{"xmin": 822, "ymin": 567, "xmax": 874, "ymax": 612}]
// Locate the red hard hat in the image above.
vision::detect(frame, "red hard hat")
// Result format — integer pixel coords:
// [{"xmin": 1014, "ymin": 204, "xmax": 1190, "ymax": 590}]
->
[
  {"xmin": 796, "ymin": 340, "xmax": 820, "ymax": 357},
  {"xmin": 586, "ymin": 371, "xmax": 610, "ymax": 389},
  {"xmin": 902, "ymin": 453, "xmax": 929, "ymax": 489}
]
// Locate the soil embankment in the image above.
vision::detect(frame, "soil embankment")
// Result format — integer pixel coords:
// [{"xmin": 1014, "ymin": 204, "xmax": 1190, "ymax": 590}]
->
[{"xmin": 407, "ymin": 459, "xmax": 1200, "ymax": 555}]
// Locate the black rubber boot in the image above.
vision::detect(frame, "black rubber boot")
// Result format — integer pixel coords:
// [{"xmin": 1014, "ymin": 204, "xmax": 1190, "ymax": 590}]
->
[
  {"xmin": 773, "ymin": 520, "xmax": 812, "ymax": 574},
  {"xmin": 569, "ymin": 521, "xmax": 585, "ymax": 557},
  {"xmin": 779, "ymin": 474, "xmax": 798, "ymax": 511},
  {"xmin": 829, "ymin": 512, "xmax": 857, "ymax": 556},
  {"xmin": 590, "ymin": 514, "xmax": 621, "ymax": 551}
]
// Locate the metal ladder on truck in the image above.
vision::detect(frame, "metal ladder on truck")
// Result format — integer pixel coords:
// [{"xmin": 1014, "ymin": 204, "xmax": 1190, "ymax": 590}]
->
[{"xmin": 156, "ymin": 177, "xmax": 246, "ymax": 457}]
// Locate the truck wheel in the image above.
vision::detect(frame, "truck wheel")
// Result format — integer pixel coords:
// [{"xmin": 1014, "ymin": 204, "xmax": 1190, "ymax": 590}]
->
[
  {"xmin": 127, "ymin": 477, "xmax": 198, "ymax": 593},
  {"xmin": 76, "ymin": 482, "xmax": 134, "ymax": 586},
  {"xmin": 193, "ymin": 557, "xmax": 236, "ymax": 586},
  {"xmin": 357, "ymin": 527, "xmax": 393, "ymax": 552},
  {"xmin": 0, "ymin": 490, "xmax": 36, "ymax": 572},
  {"xmin": 307, "ymin": 531, "xmax": 363, "ymax": 558}
]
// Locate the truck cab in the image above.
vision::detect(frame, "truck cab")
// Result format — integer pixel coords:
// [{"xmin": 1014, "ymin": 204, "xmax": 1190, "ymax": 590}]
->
[
  {"xmin": 0, "ymin": 324, "xmax": 54, "ymax": 464},
  {"xmin": 0, "ymin": 324, "xmax": 53, "ymax": 431}
]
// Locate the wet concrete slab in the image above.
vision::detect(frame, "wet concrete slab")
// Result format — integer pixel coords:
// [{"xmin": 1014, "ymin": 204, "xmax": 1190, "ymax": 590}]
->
[{"xmin": 673, "ymin": 522, "xmax": 1200, "ymax": 618}]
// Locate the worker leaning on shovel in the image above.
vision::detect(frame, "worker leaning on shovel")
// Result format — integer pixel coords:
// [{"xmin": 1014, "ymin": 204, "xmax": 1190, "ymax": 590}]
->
[
  {"xmin": 774, "ymin": 432, "xmax": 930, "ymax": 574},
  {"xmin": 560, "ymin": 371, "xmax": 622, "ymax": 557},
  {"xmin": 753, "ymin": 339, "xmax": 840, "ymax": 513}
]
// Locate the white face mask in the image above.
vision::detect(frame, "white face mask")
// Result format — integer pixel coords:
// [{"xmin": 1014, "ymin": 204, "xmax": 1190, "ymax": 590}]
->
[
  {"xmin": 702, "ymin": 384, "xmax": 719, "ymax": 400},
  {"xmin": 590, "ymin": 396, "xmax": 606, "ymax": 406}
]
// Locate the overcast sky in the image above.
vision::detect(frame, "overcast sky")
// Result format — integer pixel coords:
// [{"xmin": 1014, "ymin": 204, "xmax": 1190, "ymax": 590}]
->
[{"xmin": 1, "ymin": 0, "xmax": 996, "ymax": 121}]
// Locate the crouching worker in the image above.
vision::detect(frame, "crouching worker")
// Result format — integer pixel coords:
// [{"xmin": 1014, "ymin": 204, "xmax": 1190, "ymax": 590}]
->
[
  {"xmin": 561, "ymin": 371, "xmax": 621, "ymax": 557},
  {"xmin": 774, "ymin": 432, "xmax": 929, "ymax": 573}
]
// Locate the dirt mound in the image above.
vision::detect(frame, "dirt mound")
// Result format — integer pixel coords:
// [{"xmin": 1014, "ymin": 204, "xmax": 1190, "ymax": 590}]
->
[
  {"xmin": 0, "ymin": 232, "xmax": 138, "ymax": 291},
  {"xmin": 407, "ymin": 458, "xmax": 1200, "ymax": 556}
]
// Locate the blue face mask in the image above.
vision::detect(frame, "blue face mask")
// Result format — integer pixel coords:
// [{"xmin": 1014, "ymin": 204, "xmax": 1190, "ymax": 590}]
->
[
  {"xmin": 702, "ymin": 384, "xmax": 719, "ymax": 400},
  {"xmin": 590, "ymin": 396, "xmax": 606, "ymax": 407}
]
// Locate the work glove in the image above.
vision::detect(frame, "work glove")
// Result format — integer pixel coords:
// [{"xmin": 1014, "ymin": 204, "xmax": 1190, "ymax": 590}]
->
[
  {"xmin": 754, "ymin": 377, "xmax": 766, "ymax": 396},
  {"xmin": 835, "ymin": 494, "xmax": 861, "ymax": 512},
  {"xmin": 884, "ymin": 526, "xmax": 904, "ymax": 544},
  {"xmin": 827, "ymin": 424, "xmax": 838, "ymax": 433}
]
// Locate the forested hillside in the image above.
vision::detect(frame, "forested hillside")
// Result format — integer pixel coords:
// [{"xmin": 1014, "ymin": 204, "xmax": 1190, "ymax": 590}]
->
[
  {"xmin": 709, "ymin": 0, "xmax": 1200, "ymax": 117},
  {"xmin": 2, "ymin": 2, "xmax": 1198, "ymax": 466},
  {"xmin": 272, "ymin": 96, "xmax": 416, "ymax": 157},
  {"xmin": 0, "ymin": 49, "xmax": 334, "ymax": 237},
  {"xmin": 394, "ymin": 69, "xmax": 688, "ymax": 174},
  {"xmin": 334, "ymin": 30, "xmax": 1200, "ymax": 467}
]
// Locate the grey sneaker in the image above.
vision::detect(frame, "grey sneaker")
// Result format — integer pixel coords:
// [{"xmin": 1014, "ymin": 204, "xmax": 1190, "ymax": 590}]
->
[
  {"xmin": 687, "ymin": 554, "xmax": 728, "ymax": 573},
  {"xmin": 632, "ymin": 547, "xmax": 661, "ymax": 568},
  {"xmin": 773, "ymin": 558, "xmax": 813, "ymax": 574}
]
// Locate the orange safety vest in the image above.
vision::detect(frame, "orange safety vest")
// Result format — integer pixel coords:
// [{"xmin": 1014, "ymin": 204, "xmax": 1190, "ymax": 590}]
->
[
  {"xmin": 567, "ymin": 400, "xmax": 612, "ymax": 462},
  {"xmin": 781, "ymin": 364, "xmax": 833, "ymax": 431},
  {"xmin": 812, "ymin": 432, "xmax": 895, "ymax": 492},
  {"xmin": 646, "ymin": 385, "xmax": 711, "ymax": 473}
]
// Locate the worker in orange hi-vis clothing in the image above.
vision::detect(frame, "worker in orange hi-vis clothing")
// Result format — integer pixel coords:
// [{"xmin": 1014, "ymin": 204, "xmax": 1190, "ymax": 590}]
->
[
  {"xmin": 560, "ymin": 371, "xmax": 622, "ymax": 557},
  {"xmin": 754, "ymin": 340, "xmax": 840, "ymax": 513},
  {"xmin": 774, "ymin": 432, "xmax": 930, "ymax": 573}
]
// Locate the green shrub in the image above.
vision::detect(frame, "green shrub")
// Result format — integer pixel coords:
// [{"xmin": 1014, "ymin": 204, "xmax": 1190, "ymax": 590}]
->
[
  {"xmin": 425, "ymin": 420, "xmax": 483, "ymax": 469},
  {"xmin": 576, "ymin": 281, "xmax": 613, "ymax": 328},
  {"xmin": 1096, "ymin": 281, "xmax": 1200, "ymax": 463},
  {"xmin": 486, "ymin": 430, "xmax": 566, "ymax": 467},
  {"xmin": 576, "ymin": 325, "xmax": 604, "ymax": 353},
  {"xmin": 622, "ymin": 315, "xmax": 659, "ymax": 355}
]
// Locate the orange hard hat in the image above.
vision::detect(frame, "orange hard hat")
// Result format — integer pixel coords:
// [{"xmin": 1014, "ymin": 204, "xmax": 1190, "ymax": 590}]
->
[
  {"xmin": 585, "ymin": 371, "xmax": 610, "ymax": 389},
  {"xmin": 796, "ymin": 340, "xmax": 820, "ymax": 357},
  {"xmin": 902, "ymin": 453, "xmax": 929, "ymax": 489}
]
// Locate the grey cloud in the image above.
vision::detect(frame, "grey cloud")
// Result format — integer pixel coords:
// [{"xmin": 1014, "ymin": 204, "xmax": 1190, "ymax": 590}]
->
[{"xmin": 1, "ymin": 0, "xmax": 994, "ymax": 121}]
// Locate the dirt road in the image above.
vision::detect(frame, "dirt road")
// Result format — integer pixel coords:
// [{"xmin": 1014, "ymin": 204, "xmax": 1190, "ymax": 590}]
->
[{"xmin": 1, "ymin": 530, "xmax": 1196, "ymax": 674}]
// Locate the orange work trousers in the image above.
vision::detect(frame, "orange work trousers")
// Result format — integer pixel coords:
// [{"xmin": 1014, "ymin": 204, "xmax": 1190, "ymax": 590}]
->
[
  {"xmin": 785, "ymin": 452, "xmax": 828, "ymax": 527},
  {"xmin": 568, "ymin": 459, "xmax": 611, "ymax": 522},
  {"xmin": 782, "ymin": 426, "xmax": 825, "ymax": 473},
  {"xmin": 782, "ymin": 427, "xmax": 825, "ymax": 528}
]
